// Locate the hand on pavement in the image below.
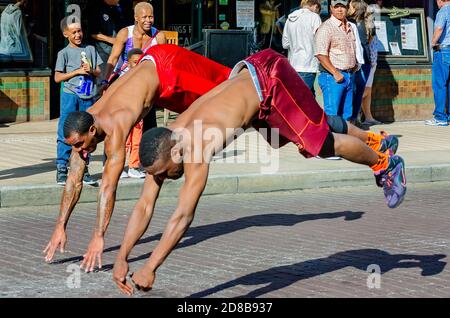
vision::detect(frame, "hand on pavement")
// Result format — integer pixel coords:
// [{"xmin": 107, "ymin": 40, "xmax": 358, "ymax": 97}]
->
[
  {"xmin": 80, "ymin": 235, "xmax": 104, "ymax": 272},
  {"xmin": 113, "ymin": 259, "xmax": 133, "ymax": 296},
  {"xmin": 43, "ymin": 226, "xmax": 67, "ymax": 262},
  {"xmin": 130, "ymin": 267, "xmax": 155, "ymax": 292}
]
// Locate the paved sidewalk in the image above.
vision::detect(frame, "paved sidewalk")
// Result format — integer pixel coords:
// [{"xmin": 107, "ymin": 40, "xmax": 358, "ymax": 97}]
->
[
  {"xmin": 1, "ymin": 112, "xmax": 450, "ymax": 207},
  {"xmin": 1, "ymin": 183, "xmax": 450, "ymax": 297}
]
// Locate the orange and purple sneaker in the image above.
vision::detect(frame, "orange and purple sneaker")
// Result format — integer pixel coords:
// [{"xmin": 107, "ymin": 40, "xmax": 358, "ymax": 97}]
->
[
  {"xmin": 378, "ymin": 131, "xmax": 399, "ymax": 155},
  {"xmin": 374, "ymin": 155, "xmax": 407, "ymax": 209}
]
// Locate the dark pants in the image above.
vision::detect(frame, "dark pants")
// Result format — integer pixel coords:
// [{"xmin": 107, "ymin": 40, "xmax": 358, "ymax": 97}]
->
[
  {"xmin": 351, "ymin": 63, "xmax": 371, "ymax": 121},
  {"xmin": 143, "ymin": 106, "xmax": 157, "ymax": 132},
  {"xmin": 298, "ymin": 72, "xmax": 317, "ymax": 97}
]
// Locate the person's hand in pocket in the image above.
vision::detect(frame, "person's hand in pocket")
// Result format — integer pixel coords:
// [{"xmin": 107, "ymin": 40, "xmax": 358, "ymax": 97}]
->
[{"xmin": 333, "ymin": 72, "xmax": 344, "ymax": 83}]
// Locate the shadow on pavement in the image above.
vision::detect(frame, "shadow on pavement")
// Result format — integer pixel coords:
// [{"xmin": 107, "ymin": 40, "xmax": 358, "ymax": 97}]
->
[
  {"xmin": 188, "ymin": 249, "xmax": 447, "ymax": 298},
  {"xmin": 52, "ymin": 211, "xmax": 364, "ymax": 271},
  {"xmin": 0, "ymin": 155, "xmax": 104, "ymax": 181},
  {"xmin": 0, "ymin": 159, "xmax": 55, "ymax": 181},
  {"xmin": 52, "ymin": 210, "xmax": 364, "ymax": 268}
]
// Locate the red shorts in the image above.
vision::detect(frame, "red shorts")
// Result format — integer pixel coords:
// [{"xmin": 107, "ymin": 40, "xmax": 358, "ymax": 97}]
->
[
  {"xmin": 140, "ymin": 44, "xmax": 231, "ymax": 114},
  {"xmin": 231, "ymin": 49, "xmax": 329, "ymax": 158}
]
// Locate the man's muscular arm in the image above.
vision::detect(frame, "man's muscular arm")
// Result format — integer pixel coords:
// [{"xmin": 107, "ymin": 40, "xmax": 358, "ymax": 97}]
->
[
  {"xmin": 129, "ymin": 163, "xmax": 209, "ymax": 292},
  {"xmin": 156, "ymin": 32, "xmax": 166, "ymax": 45},
  {"xmin": 44, "ymin": 151, "xmax": 86, "ymax": 262},
  {"xmin": 112, "ymin": 175, "xmax": 163, "ymax": 295},
  {"xmin": 431, "ymin": 26, "xmax": 444, "ymax": 47},
  {"xmin": 104, "ymin": 28, "xmax": 128, "ymax": 81},
  {"xmin": 80, "ymin": 131, "xmax": 126, "ymax": 272}
]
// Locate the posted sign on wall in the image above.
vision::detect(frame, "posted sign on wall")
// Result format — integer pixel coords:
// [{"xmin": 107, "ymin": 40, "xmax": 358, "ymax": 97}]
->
[{"xmin": 236, "ymin": 0, "xmax": 254, "ymax": 28}]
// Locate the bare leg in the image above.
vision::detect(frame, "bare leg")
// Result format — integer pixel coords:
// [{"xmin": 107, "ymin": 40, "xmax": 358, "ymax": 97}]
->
[
  {"xmin": 332, "ymin": 132, "xmax": 379, "ymax": 166},
  {"xmin": 362, "ymin": 87, "xmax": 376, "ymax": 121},
  {"xmin": 347, "ymin": 121, "xmax": 371, "ymax": 142},
  {"xmin": 326, "ymin": 117, "xmax": 396, "ymax": 155}
]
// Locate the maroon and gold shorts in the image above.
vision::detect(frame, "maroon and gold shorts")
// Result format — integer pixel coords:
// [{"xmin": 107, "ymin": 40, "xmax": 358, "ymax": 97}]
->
[{"xmin": 229, "ymin": 49, "xmax": 330, "ymax": 158}]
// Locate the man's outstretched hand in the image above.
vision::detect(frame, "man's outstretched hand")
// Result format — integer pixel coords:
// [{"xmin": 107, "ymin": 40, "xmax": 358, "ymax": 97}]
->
[
  {"xmin": 43, "ymin": 227, "xmax": 67, "ymax": 262},
  {"xmin": 80, "ymin": 235, "xmax": 104, "ymax": 272},
  {"xmin": 130, "ymin": 267, "xmax": 155, "ymax": 292},
  {"xmin": 113, "ymin": 259, "xmax": 133, "ymax": 296}
]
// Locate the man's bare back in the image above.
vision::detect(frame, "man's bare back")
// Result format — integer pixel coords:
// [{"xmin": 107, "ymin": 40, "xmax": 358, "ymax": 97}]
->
[
  {"xmin": 90, "ymin": 61, "xmax": 160, "ymax": 137},
  {"xmin": 171, "ymin": 69, "xmax": 260, "ymax": 159}
]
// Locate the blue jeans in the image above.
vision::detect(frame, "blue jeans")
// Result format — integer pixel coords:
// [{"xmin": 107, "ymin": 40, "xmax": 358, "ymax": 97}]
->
[
  {"xmin": 351, "ymin": 64, "xmax": 371, "ymax": 121},
  {"xmin": 318, "ymin": 70, "xmax": 354, "ymax": 120},
  {"xmin": 432, "ymin": 49, "xmax": 450, "ymax": 122},
  {"xmin": 298, "ymin": 72, "xmax": 317, "ymax": 96},
  {"xmin": 56, "ymin": 91, "xmax": 95, "ymax": 167}
]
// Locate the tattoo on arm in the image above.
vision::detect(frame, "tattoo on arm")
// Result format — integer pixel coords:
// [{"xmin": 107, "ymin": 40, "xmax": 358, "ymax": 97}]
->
[
  {"xmin": 58, "ymin": 152, "xmax": 85, "ymax": 227},
  {"xmin": 95, "ymin": 190, "xmax": 115, "ymax": 234}
]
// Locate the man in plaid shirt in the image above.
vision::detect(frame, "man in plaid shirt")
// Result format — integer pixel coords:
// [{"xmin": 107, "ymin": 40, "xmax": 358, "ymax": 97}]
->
[{"xmin": 315, "ymin": 0, "xmax": 358, "ymax": 122}]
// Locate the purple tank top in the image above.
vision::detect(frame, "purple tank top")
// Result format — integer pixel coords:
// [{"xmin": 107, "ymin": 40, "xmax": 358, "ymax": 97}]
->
[{"xmin": 122, "ymin": 25, "xmax": 158, "ymax": 63}]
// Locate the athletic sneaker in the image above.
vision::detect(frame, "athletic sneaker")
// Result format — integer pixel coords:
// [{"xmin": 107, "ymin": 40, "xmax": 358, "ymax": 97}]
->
[
  {"xmin": 56, "ymin": 166, "xmax": 68, "ymax": 185},
  {"xmin": 119, "ymin": 170, "xmax": 129, "ymax": 179},
  {"xmin": 362, "ymin": 119, "xmax": 382, "ymax": 126},
  {"xmin": 425, "ymin": 118, "xmax": 448, "ymax": 126},
  {"xmin": 378, "ymin": 132, "xmax": 399, "ymax": 155},
  {"xmin": 349, "ymin": 118, "xmax": 364, "ymax": 129},
  {"xmin": 128, "ymin": 168, "xmax": 146, "ymax": 178},
  {"xmin": 315, "ymin": 155, "xmax": 342, "ymax": 160},
  {"xmin": 83, "ymin": 168, "xmax": 98, "ymax": 186},
  {"xmin": 374, "ymin": 155, "xmax": 407, "ymax": 209}
]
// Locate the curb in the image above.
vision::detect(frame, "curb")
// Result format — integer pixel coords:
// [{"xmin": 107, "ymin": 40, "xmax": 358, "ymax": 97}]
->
[{"xmin": 1, "ymin": 164, "xmax": 450, "ymax": 208}]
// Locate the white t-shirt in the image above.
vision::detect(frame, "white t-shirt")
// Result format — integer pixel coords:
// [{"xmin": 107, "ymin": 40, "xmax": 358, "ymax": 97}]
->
[{"xmin": 282, "ymin": 8, "xmax": 322, "ymax": 73}]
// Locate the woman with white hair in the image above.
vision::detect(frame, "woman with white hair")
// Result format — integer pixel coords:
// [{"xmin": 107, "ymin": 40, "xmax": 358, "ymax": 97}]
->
[{"xmin": 103, "ymin": 1, "xmax": 166, "ymax": 178}]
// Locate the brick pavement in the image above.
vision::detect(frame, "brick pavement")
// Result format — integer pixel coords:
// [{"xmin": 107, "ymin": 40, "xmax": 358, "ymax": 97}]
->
[{"xmin": 1, "ymin": 181, "xmax": 450, "ymax": 298}]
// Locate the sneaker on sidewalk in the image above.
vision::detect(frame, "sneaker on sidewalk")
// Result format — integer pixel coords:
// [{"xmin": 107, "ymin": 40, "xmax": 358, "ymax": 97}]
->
[
  {"xmin": 324, "ymin": 156, "xmax": 342, "ymax": 160},
  {"xmin": 128, "ymin": 167, "xmax": 146, "ymax": 178},
  {"xmin": 362, "ymin": 119, "xmax": 382, "ymax": 126},
  {"xmin": 349, "ymin": 118, "xmax": 364, "ymax": 129},
  {"xmin": 379, "ymin": 131, "xmax": 399, "ymax": 155},
  {"xmin": 56, "ymin": 166, "xmax": 68, "ymax": 185},
  {"xmin": 425, "ymin": 118, "xmax": 448, "ymax": 126},
  {"xmin": 316, "ymin": 156, "xmax": 342, "ymax": 160},
  {"xmin": 119, "ymin": 170, "xmax": 129, "ymax": 179},
  {"xmin": 83, "ymin": 168, "xmax": 98, "ymax": 185},
  {"xmin": 374, "ymin": 155, "xmax": 407, "ymax": 209}
]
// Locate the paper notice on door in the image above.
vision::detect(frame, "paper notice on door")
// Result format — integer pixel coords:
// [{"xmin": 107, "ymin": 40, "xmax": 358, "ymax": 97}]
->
[
  {"xmin": 400, "ymin": 18, "xmax": 419, "ymax": 51},
  {"xmin": 374, "ymin": 20, "xmax": 389, "ymax": 52},
  {"xmin": 236, "ymin": 0, "xmax": 255, "ymax": 28},
  {"xmin": 389, "ymin": 42, "xmax": 402, "ymax": 56}
]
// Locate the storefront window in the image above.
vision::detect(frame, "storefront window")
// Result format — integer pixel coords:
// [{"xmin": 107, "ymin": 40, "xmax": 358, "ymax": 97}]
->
[
  {"xmin": 367, "ymin": 0, "xmax": 433, "ymax": 17},
  {"xmin": 166, "ymin": 0, "xmax": 217, "ymax": 46},
  {"xmin": 166, "ymin": 0, "xmax": 193, "ymax": 46},
  {"xmin": 0, "ymin": 0, "xmax": 50, "ymax": 68}
]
